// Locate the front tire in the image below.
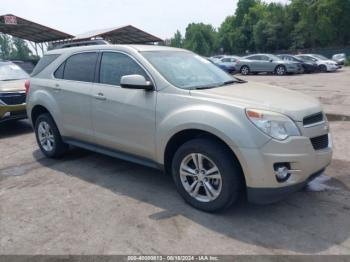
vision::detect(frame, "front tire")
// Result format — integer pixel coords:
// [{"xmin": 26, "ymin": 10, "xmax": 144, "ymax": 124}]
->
[
  {"xmin": 240, "ymin": 66, "xmax": 250, "ymax": 75},
  {"xmin": 172, "ymin": 138, "xmax": 243, "ymax": 212},
  {"xmin": 35, "ymin": 113, "xmax": 68, "ymax": 158},
  {"xmin": 319, "ymin": 64, "xmax": 327, "ymax": 72},
  {"xmin": 275, "ymin": 65, "xmax": 286, "ymax": 75}
]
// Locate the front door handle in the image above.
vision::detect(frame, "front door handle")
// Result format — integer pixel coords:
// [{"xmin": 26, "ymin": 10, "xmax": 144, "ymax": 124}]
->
[
  {"xmin": 53, "ymin": 83, "xmax": 61, "ymax": 92},
  {"xmin": 94, "ymin": 92, "xmax": 106, "ymax": 101}
]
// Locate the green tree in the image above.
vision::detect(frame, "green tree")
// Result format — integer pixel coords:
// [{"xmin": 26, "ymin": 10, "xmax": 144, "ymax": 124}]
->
[
  {"xmin": 218, "ymin": 16, "xmax": 236, "ymax": 53},
  {"xmin": 170, "ymin": 30, "xmax": 183, "ymax": 48},
  {"xmin": 0, "ymin": 34, "xmax": 13, "ymax": 59},
  {"xmin": 11, "ymin": 37, "xmax": 33, "ymax": 60},
  {"xmin": 235, "ymin": 0, "xmax": 258, "ymax": 27},
  {"xmin": 183, "ymin": 23, "xmax": 218, "ymax": 56},
  {"xmin": 178, "ymin": 0, "xmax": 350, "ymax": 55}
]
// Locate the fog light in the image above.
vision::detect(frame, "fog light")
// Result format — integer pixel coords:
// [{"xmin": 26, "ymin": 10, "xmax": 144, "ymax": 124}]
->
[{"xmin": 274, "ymin": 163, "xmax": 291, "ymax": 182}]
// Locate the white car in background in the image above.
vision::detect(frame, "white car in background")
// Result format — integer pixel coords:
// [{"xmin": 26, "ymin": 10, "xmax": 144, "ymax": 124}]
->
[
  {"xmin": 332, "ymin": 53, "xmax": 346, "ymax": 65},
  {"xmin": 296, "ymin": 54, "xmax": 339, "ymax": 72},
  {"xmin": 211, "ymin": 55, "xmax": 240, "ymax": 73}
]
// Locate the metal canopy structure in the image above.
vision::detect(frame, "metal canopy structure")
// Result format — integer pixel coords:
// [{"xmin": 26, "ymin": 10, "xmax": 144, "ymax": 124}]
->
[
  {"xmin": 0, "ymin": 14, "xmax": 73, "ymax": 43},
  {"xmin": 0, "ymin": 14, "xmax": 163, "ymax": 56},
  {"xmin": 72, "ymin": 25, "xmax": 163, "ymax": 44}
]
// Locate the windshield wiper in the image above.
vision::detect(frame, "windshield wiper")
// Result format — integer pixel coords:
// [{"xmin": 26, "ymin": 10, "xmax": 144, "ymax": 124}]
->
[
  {"xmin": 192, "ymin": 78, "xmax": 247, "ymax": 90},
  {"xmin": 192, "ymin": 85, "xmax": 218, "ymax": 90},
  {"xmin": 218, "ymin": 78, "xmax": 247, "ymax": 87}
]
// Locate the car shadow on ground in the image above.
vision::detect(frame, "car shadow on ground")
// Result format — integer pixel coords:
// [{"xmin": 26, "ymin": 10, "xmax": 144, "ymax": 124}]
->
[
  {"xmin": 33, "ymin": 147, "xmax": 350, "ymax": 254},
  {"xmin": 0, "ymin": 120, "xmax": 33, "ymax": 139}
]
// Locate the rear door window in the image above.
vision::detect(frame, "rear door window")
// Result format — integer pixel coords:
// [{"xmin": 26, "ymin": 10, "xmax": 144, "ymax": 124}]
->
[
  {"xmin": 247, "ymin": 55, "xmax": 260, "ymax": 60},
  {"xmin": 99, "ymin": 52, "xmax": 149, "ymax": 86},
  {"xmin": 260, "ymin": 55, "xmax": 270, "ymax": 61},
  {"xmin": 31, "ymin": 54, "xmax": 60, "ymax": 76},
  {"xmin": 63, "ymin": 52, "xmax": 98, "ymax": 82}
]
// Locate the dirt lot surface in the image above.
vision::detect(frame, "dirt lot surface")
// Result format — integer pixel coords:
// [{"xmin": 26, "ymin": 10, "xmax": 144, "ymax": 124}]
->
[
  {"xmin": 239, "ymin": 67, "xmax": 350, "ymax": 117},
  {"xmin": 1, "ymin": 71, "xmax": 350, "ymax": 255}
]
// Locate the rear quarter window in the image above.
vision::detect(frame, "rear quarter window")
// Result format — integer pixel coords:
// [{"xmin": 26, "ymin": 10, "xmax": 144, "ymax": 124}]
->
[
  {"xmin": 31, "ymin": 54, "xmax": 60, "ymax": 76},
  {"xmin": 63, "ymin": 52, "xmax": 98, "ymax": 82}
]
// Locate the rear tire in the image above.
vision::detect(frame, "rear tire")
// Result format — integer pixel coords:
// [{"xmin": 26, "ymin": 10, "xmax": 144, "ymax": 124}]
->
[
  {"xmin": 240, "ymin": 66, "xmax": 250, "ymax": 75},
  {"xmin": 34, "ymin": 113, "xmax": 68, "ymax": 158},
  {"xmin": 171, "ymin": 138, "xmax": 243, "ymax": 212}
]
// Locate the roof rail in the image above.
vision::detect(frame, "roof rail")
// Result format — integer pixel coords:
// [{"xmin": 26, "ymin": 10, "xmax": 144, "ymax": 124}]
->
[{"xmin": 50, "ymin": 39, "xmax": 110, "ymax": 50}]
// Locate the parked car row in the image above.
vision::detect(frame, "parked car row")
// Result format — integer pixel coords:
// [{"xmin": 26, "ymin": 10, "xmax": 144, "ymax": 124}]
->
[{"xmin": 209, "ymin": 53, "xmax": 344, "ymax": 75}]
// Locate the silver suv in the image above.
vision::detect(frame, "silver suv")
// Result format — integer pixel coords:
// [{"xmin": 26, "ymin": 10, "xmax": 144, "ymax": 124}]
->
[{"xmin": 27, "ymin": 45, "xmax": 332, "ymax": 212}]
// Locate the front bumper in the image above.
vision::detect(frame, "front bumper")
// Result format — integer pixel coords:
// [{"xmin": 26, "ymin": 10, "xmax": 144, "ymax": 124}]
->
[
  {"xmin": 0, "ymin": 104, "xmax": 27, "ymax": 122},
  {"xmin": 235, "ymin": 120, "xmax": 332, "ymax": 204},
  {"xmin": 247, "ymin": 168, "xmax": 325, "ymax": 204},
  {"xmin": 326, "ymin": 64, "xmax": 338, "ymax": 71}
]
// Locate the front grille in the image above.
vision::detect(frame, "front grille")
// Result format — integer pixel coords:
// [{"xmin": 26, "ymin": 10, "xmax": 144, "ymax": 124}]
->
[
  {"xmin": 310, "ymin": 134, "xmax": 329, "ymax": 150},
  {"xmin": 303, "ymin": 112, "xmax": 324, "ymax": 126},
  {"xmin": 0, "ymin": 92, "xmax": 26, "ymax": 105}
]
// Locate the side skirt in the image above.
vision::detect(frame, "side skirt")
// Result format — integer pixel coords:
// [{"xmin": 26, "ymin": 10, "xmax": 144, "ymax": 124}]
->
[{"xmin": 62, "ymin": 137, "xmax": 164, "ymax": 171}]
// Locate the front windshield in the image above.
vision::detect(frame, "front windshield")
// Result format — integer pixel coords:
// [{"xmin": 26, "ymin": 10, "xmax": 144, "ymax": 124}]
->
[
  {"xmin": 313, "ymin": 54, "xmax": 328, "ymax": 60},
  {"xmin": 0, "ymin": 63, "xmax": 29, "ymax": 81},
  {"xmin": 141, "ymin": 51, "xmax": 238, "ymax": 89}
]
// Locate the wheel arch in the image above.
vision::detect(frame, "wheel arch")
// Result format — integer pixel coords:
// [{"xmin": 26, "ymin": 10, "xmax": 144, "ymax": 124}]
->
[
  {"xmin": 163, "ymin": 128, "xmax": 246, "ymax": 186},
  {"xmin": 31, "ymin": 105, "xmax": 50, "ymax": 126},
  {"xmin": 30, "ymin": 104, "xmax": 63, "ymax": 137},
  {"xmin": 275, "ymin": 64, "xmax": 286, "ymax": 71}
]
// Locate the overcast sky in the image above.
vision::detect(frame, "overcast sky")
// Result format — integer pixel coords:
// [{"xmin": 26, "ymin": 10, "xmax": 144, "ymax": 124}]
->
[{"xmin": 1, "ymin": 0, "xmax": 288, "ymax": 40}]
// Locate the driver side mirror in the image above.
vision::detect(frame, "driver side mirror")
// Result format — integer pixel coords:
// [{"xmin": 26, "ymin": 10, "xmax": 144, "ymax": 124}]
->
[
  {"xmin": 120, "ymin": 75, "xmax": 153, "ymax": 91},
  {"xmin": 269, "ymin": 59, "xmax": 273, "ymax": 62}
]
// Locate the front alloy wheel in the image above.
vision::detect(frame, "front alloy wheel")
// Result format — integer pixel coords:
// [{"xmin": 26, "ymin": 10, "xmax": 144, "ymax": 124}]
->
[
  {"xmin": 179, "ymin": 153, "xmax": 222, "ymax": 202},
  {"xmin": 240, "ymin": 66, "xmax": 250, "ymax": 75},
  {"xmin": 172, "ymin": 138, "xmax": 243, "ymax": 212},
  {"xmin": 275, "ymin": 65, "xmax": 286, "ymax": 75}
]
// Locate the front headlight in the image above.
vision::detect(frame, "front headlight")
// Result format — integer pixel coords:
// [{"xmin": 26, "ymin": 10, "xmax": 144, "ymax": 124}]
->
[{"xmin": 246, "ymin": 109, "xmax": 301, "ymax": 140}]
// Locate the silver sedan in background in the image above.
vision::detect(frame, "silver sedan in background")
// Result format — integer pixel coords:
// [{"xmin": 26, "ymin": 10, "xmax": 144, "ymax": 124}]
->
[{"xmin": 236, "ymin": 54, "xmax": 302, "ymax": 75}]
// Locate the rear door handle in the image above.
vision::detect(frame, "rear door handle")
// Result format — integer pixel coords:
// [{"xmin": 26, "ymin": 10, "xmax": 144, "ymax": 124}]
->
[{"xmin": 94, "ymin": 92, "xmax": 106, "ymax": 101}]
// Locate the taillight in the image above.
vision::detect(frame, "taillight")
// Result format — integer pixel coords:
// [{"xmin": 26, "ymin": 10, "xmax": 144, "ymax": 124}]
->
[{"xmin": 25, "ymin": 80, "xmax": 30, "ymax": 95}]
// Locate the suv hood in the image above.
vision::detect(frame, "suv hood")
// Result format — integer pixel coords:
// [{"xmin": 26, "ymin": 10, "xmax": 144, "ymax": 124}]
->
[
  {"xmin": 0, "ymin": 79, "xmax": 26, "ymax": 92},
  {"xmin": 190, "ymin": 82, "xmax": 322, "ymax": 121}
]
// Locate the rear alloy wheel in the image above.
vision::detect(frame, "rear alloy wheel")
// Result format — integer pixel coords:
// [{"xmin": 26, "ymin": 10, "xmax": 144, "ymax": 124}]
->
[
  {"xmin": 172, "ymin": 138, "xmax": 243, "ymax": 212},
  {"xmin": 275, "ymin": 65, "xmax": 286, "ymax": 75},
  {"xmin": 240, "ymin": 66, "xmax": 250, "ymax": 75},
  {"xmin": 35, "ymin": 113, "xmax": 68, "ymax": 158}
]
